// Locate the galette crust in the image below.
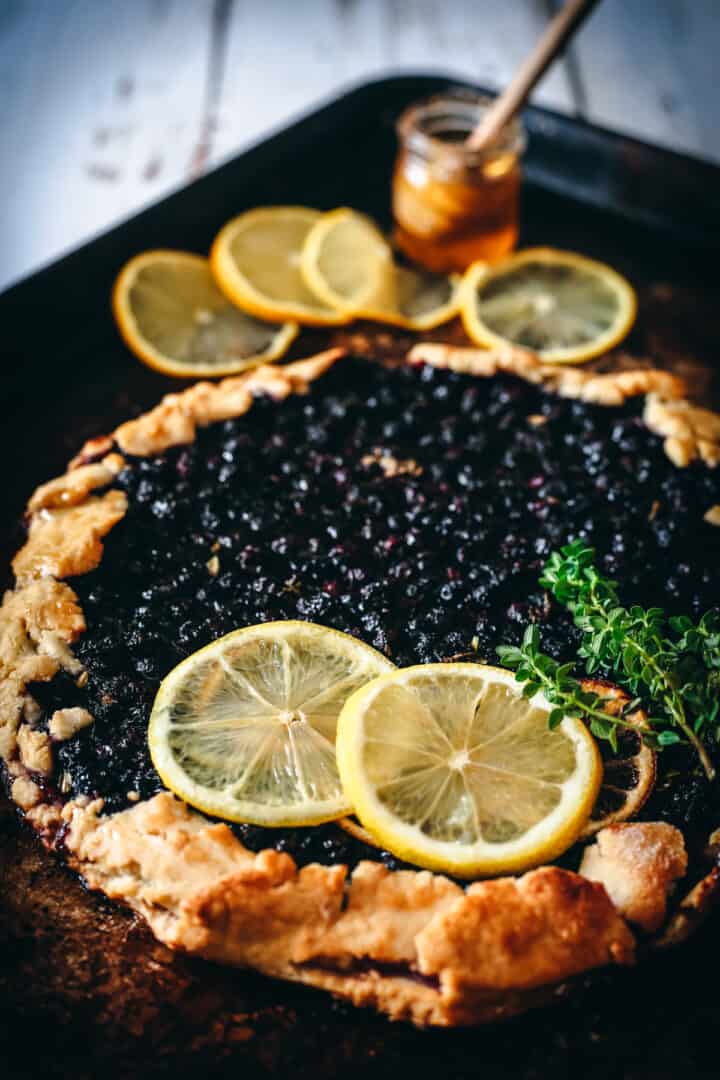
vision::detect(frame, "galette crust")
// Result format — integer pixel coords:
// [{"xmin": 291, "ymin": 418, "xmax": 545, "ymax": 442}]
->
[
  {"xmin": 643, "ymin": 394, "xmax": 720, "ymax": 468},
  {"xmin": 1, "ymin": 347, "xmax": 715, "ymax": 1027},
  {"xmin": 27, "ymin": 453, "xmax": 125, "ymax": 512},
  {"xmin": 415, "ymin": 866, "xmax": 634, "ymax": 987},
  {"xmin": 655, "ymin": 865, "xmax": 720, "ymax": 947},
  {"xmin": 408, "ymin": 342, "xmax": 687, "ymax": 406},
  {"xmin": 13, "ymin": 490, "xmax": 128, "ymax": 582},
  {"xmin": 113, "ymin": 348, "xmax": 345, "ymax": 457},
  {"xmin": 579, "ymin": 822, "xmax": 688, "ymax": 933},
  {"xmin": 11, "ymin": 774, "xmax": 42, "ymax": 809},
  {"xmin": 17, "ymin": 723, "xmax": 52, "ymax": 775},
  {"xmin": 0, "ymin": 578, "xmax": 86, "ymax": 760},
  {"xmin": 408, "ymin": 342, "xmax": 720, "ymax": 470},
  {"xmin": 63, "ymin": 791, "xmax": 634, "ymax": 1027},
  {"xmin": 49, "ymin": 706, "xmax": 95, "ymax": 741}
]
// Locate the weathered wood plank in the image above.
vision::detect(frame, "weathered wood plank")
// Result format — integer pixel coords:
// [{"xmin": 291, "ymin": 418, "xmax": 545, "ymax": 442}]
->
[
  {"xmin": 212, "ymin": 0, "xmax": 575, "ymax": 165},
  {"xmin": 0, "ymin": 0, "xmax": 213, "ymax": 289},
  {"xmin": 571, "ymin": 0, "xmax": 720, "ymax": 162},
  {"xmin": 381, "ymin": 0, "xmax": 574, "ymax": 107},
  {"xmin": 0, "ymin": 0, "xmax": 717, "ymax": 292}
]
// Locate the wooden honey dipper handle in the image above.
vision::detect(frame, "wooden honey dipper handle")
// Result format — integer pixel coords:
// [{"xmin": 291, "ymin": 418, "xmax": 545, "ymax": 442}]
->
[{"xmin": 466, "ymin": 0, "xmax": 601, "ymax": 153}]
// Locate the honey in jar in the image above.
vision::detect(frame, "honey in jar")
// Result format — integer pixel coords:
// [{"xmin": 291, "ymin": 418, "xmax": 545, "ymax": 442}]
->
[{"xmin": 393, "ymin": 91, "xmax": 525, "ymax": 273}]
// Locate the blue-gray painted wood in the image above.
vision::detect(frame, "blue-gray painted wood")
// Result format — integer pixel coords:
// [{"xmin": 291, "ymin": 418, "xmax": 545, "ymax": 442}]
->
[{"xmin": 0, "ymin": 0, "xmax": 717, "ymax": 291}]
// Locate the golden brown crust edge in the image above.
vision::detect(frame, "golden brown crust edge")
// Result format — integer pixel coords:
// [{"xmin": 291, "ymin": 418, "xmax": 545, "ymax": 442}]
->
[
  {"xmin": 1, "ymin": 345, "xmax": 718, "ymax": 1027},
  {"xmin": 408, "ymin": 343, "xmax": 720, "ymax": 469},
  {"xmin": 62, "ymin": 791, "xmax": 635, "ymax": 1027},
  {"xmin": 579, "ymin": 822, "xmax": 688, "ymax": 933}
]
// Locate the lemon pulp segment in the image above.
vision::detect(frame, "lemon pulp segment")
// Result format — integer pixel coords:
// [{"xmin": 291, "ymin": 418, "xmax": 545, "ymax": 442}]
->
[
  {"xmin": 149, "ymin": 621, "xmax": 394, "ymax": 826},
  {"xmin": 337, "ymin": 663, "xmax": 602, "ymax": 877},
  {"xmin": 113, "ymin": 250, "xmax": 297, "ymax": 376},
  {"xmin": 210, "ymin": 207, "xmax": 349, "ymax": 325},
  {"xmin": 300, "ymin": 207, "xmax": 461, "ymax": 329},
  {"xmin": 461, "ymin": 248, "xmax": 636, "ymax": 364}
]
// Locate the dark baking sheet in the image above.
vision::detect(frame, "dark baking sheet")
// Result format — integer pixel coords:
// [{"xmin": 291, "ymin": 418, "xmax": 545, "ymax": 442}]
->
[{"xmin": 1, "ymin": 74, "xmax": 720, "ymax": 1080}]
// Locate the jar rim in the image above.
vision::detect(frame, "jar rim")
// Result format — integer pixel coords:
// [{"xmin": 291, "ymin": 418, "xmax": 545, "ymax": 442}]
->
[{"xmin": 396, "ymin": 89, "xmax": 525, "ymax": 163}]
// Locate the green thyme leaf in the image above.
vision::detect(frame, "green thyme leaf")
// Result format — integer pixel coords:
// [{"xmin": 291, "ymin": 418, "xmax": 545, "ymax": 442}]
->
[{"xmin": 497, "ymin": 543, "xmax": 719, "ymax": 780}]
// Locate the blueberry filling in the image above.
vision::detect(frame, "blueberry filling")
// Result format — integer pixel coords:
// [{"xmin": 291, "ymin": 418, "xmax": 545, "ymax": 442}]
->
[{"xmin": 26, "ymin": 356, "xmax": 720, "ymax": 867}]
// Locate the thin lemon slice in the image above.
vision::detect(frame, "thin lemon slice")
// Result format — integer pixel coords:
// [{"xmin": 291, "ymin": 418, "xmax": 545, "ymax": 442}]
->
[
  {"xmin": 460, "ymin": 248, "xmax": 637, "ymax": 364},
  {"xmin": 341, "ymin": 677, "xmax": 655, "ymax": 849},
  {"xmin": 149, "ymin": 621, "xmax": 394, "ymax": 827},
  {"xmin": 300, "ymin": 207, "xmax": 396, "ymax": 314},
  {"xmin": 580, "ymin": 679, "xmax": 656, "ymax": 837},
  {"xmin": 330, "ymin": 263, "xmax": 461, "ymax": 331},
  {"xmin": 337, "ymin": 663, "xmax": 602, "ymax": 878},
  {"xmin": 112, "ymin": 251, "xmax": 297, "ymax": 378},
  {"xmin": 300, "ymin": 207, "xmax": 461, "ymax": 330},
  {"xmin": 328, "ymin": 264, "xmax": 461, "ymax": 331},
  {"xmin": 377, "ymin": 265, "xmax": 462, "ymax": 331},
  {"xmin": 210, "ymin": 207, "xmax": 350, "ymax": 326}
]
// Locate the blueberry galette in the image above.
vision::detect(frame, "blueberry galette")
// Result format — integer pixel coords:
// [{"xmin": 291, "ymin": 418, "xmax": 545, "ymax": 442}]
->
[{"xmin": 3, "ymin": 343, "xmax": 720, "ymax": 1027}]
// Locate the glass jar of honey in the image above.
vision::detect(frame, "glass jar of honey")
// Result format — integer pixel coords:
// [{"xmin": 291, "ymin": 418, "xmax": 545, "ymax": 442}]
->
[{"xmin": 393, "ymin": 91, "xmax": 525, "ymax": 273}]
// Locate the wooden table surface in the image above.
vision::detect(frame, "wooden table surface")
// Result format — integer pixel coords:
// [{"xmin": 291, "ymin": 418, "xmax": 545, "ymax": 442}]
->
[{"xmin": 1, "ymin": 0, "xmax": 718, "ymax": 292}]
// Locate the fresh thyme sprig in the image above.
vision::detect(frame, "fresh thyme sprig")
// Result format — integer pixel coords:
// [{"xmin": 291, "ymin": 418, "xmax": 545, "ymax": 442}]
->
[
  {"xmin": 497, "ymin": 627, "xmax": 643, "ymax": 752},
  {"xmin": 498, "ymin": 540, "xmax": 719, "ymax": 780}
]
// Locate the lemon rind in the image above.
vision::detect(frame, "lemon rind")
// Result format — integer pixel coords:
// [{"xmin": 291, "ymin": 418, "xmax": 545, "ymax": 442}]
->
[
  {"xmin": 460, "ymin": 247, "xmax": 637, "ymax": 366},
  {"xmin": 299, "ymin": 207, "xmax": 396, "ymax": 315},
  {"xmin": 337, "ymin": 662, "xmax": 603, "ymax": 878},
  {"xmin": 149, "ymin": 620, "xmax": 394, "ymax": 827},
  {"xmin": 113, "ymin": 249, "xmax": 299, "ymax": 377},
  {"xmin": 300, "ymin": 208, "xmax": 462, "ymax": 329},
  {"xmin": 210, "ymin": 207, "xmax": 351, "ymax": 327}
]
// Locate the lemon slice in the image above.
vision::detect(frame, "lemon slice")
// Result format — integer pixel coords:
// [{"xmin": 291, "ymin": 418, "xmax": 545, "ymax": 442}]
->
[
  {"xmin": 341, "ymin": 678, "xmax": 655, "ymax": 848},
  {"xmin": 389, "ymin": 265, "xmax": 462, "ymax": 330},
  {"xmin": 300, "ymin": 207, "xmax": 396, "ymax": 315},
  {"xmin": 300, "ymin": 207, "xmax": 461, "ymax": 330},
  {"xmin": 580, "ymin": 679, "xmax": 656, "ymax": 838},
  {"xmin": 112, "ymin": 251, "xmax": 298, "ymax": 378},
  {"xmin": 148, "ymin": 621, "xmax": 394, "ymax": 826},
  {"xmin": 337, "ymin": 264, "xmax": 462, "ymax": 331},
  {"xmin": 461, "ymin": 248, "xmax": 637, "ymax": 364},
  {"xmin": 336, "ymin": 663, "xmax": 602, "ymax": 877},
  {"xmin": 210, "ymin": 207, "xmax": 349, "ymax": 326}
]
